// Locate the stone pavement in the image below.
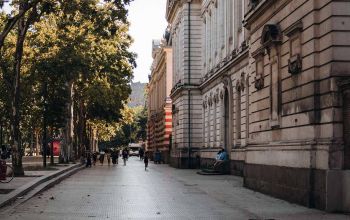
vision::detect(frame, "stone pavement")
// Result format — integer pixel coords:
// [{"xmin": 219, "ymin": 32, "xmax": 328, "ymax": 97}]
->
[
  {"xmin": 0, "ymin": 159, "xmax": 82, "ymax": 208},
  {"xmin": 0, "ymin": 157, "xmax": 349, "ymax": 220}
]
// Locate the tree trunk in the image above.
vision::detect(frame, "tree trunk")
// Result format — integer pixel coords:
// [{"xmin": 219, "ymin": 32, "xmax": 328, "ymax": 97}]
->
[
  {"xmin": 0, "ymin": 0, "xmax": 40, "ymax": 52},
  {"xmin": 30, "ymin": 128, "xmax": 34, "ymax": 156},
  {"xmin": 10, "ymin": 9, "xmax": 28, "ymax": 176},
  {"xmin": 62, "ymin": 80, "xmax": 75, "ymax": 163},
  {"xmin": 35, "ymin": 129, "xmax": 39, "ymax": 156},
  {"xmin": 64, "ymin": 80, "xmax": 74, "ymax": 163},
  {"xmin": 73, "ymin": 108, "xmax": 78, "ymax": 160},
  {"xmin": 0, "ymin": 124, "xmax": 3, "ymax": 149},
  {"xmin": 76, "ymin": 98, "xmax": 83, "ymax": 159},
  {"xmin": 50, "ymin": 127, "xmax": 54, "ymax": 165}
]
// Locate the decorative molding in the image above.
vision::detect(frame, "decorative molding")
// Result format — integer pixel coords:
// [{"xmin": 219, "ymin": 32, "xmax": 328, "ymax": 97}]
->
[
  {"xmin": 254, "ymin": 74, "xmax": 264, "ymax": 90},
  {"xmin": 284, "ymin": 21, "xmax": 303, "ymax": 37},
  {"xmin": 214, "ymin": 93, "xmax": 219, "ymax": 103},
  {"xmin": 222, "ymin": 77, "xmax": 229, "ymax": 87},
  {"xmin": 251, "ymin": 47, "xmax": 265, "ymax": 59},
  {"xmin": 208, "ymin": 98, "xmax": 213, "ymax": 107},
  {"xmin": 260, "ymin": 24, "xmax": 282, "ymax": 48},
  {"xmin": 236, "ymin": 80, "xmax": 242, "ymax": 92},
  {"xmin": 288, "ymin": 54, "xmax": 302, "ymax": 75},
  {"xmin": 241, "ymin": 72, "xmax": 246, "ymax": 92}
]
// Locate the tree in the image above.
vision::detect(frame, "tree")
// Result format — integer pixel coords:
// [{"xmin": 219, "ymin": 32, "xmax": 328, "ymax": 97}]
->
[
  {"xmin": 9, "ymin": 1, "xmax": 54, "ymax": 175},
  {"xmin": 136, "ymin": 106, "xmax": 147, "ymax": 142},
  {"xmin": 0, "ymin": 0, "xmax": 42, "ymax": 52},
  {"xmin": 0, "ymin": 0, "xmax": 135, "ymax": 172}
]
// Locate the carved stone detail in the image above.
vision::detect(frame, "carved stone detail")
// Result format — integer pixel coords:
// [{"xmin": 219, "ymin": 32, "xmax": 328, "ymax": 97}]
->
[
  {"xmin": 288, "ymin": 54, "xmax": 302, "ymax": 75},
  {"xmin": 236, "ymin": 80, "xmax": 242, "ymax": 92},
  {"xmin": 254, "ymin": 74, "xmax": 264, "ymax": 90}
]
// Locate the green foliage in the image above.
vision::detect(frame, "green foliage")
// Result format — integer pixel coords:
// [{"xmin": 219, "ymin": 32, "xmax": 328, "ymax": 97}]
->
[
  {"xmin": 104, "ymin": 104, "xmax": 147, "ymax": 149},
  {"xmin": 0, "ymin": 0, "xmax": 136, "ymax": 158}
]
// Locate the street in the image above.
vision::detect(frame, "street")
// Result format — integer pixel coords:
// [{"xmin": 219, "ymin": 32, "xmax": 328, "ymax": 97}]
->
[{"xmin": 1, "ymin": 157, "xmax": 349, "ymax": 220}]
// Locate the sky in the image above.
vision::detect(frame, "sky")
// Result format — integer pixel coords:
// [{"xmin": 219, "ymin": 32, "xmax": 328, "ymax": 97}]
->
[
  {"xmin": 1, "ymin": 0, "xmax": 168, "ymax": 84},
  {"xmin": 127, "ymin": 0, "xmax": 168, "ymax": 83}
]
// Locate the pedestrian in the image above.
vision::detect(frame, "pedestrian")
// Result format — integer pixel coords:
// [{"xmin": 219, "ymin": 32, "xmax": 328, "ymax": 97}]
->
[
  {"xmin": 216, "ymin": 149, "xmax": 222, "ymax": 160},
  {"xmin": 86, "ymin": 152, "xmax": 92, "ymax": 168},
  {"xmin": 213, "ymin": 148, "xmax": 228, "ymax": 169},
  {"xmin": 99, "ymin": 150, "xmax": 105, "ymax": 165},
  {"xmin": 144, "ymin": 152, "xmax": 149, "ymax": 171},
  {"xmin": 154, "ymin": 148, "xmax": 161, "ymax": 164},
  {"xmin": 139, "ymin": 147, "xmax": 144, "ymax": 160},
  {"xmin": 111, "ymin": 149, "xmax": 118, "ymax": 165},
  {"xmin": 122, "ymin": 148, "xmax": 128, "ymax": 166},
  {"xmin": 1, "ymin": 145, "xmax": 7, "ymax": 160},
  {"xmin": 92, "ymin": 152, "xmax": 97, "ymax": 166},
  {"xmin": 106, "ymin": 149, "xmax": 111, "ymax": 166}
]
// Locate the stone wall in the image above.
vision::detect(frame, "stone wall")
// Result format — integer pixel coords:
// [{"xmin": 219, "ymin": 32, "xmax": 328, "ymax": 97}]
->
[{"xmin": 165, "ymin": 0, "xmax": 350, "ymax": 211}]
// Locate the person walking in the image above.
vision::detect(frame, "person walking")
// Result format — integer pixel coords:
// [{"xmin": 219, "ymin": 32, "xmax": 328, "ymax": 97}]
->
[
  {"xmin": 106, "ymin": 149, "xmax": 111, "ymax": 166},
  {"xmin": 154, "ymin": 148, "xmax": 161, "ymax": 164},
  {"xmin": 139, "ymin": 148, "xmax": 144, "ymax": 160},
  {"xmin": 144, "ymin": 152, "xmax": 149, "ymax": 171},
  {"xmin": 99, "ymin": 150, "xmax": 105, "ymax": 165},
  {"xmin": 122, "ymin": 148, "xmax": 128, "ymax": 166},
  {"xmin": 86, "ymin": 152, "xmax": 92, "ymax": 168},
  {"xmin": 92, "ymin": 152, "xmax": 97, "ymax": 166},
  {"xmin": 111, "ymin": 149, "xmax": 118, "ymax": 165}
]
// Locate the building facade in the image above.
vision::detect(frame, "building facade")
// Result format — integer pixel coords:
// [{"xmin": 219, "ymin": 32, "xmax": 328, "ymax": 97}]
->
[
  {"xmin": 166, "ymin": 0, "xmax": 203, "ymax": 168},
  {"xmin": 147, "ymin": 39, "xmax": 173, "ymax": 163},
  {"xmin": 166, "ymin": 0, "xmax": 350, "ymax": 211}
]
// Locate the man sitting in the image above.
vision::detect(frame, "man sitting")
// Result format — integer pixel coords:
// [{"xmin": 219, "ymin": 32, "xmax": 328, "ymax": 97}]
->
[{"xmin": 213, "ymin": 148, "xmax": 228, "ymax": 170}]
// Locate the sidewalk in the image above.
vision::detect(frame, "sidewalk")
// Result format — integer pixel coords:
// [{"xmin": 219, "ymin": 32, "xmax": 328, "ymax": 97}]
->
[{"xmin": 0, "ymin": 160, "xmax": 84, "ymax": 208}]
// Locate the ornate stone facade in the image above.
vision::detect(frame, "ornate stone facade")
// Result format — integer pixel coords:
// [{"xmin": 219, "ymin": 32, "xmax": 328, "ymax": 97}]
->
[
  {"xmin": 166, "ymin": 0, "xmax": 203, "ymax": 168},
  {"xmin": 166, "ymin": 0, "xmax": 350, "ymax": 211},
  {"xmin": 147, "ymin": 39, "xmax": 173, "ymax": 163}
]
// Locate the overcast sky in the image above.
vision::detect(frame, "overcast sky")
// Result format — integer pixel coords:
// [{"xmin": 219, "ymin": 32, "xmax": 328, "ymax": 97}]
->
[
  {"xmin": 128, "ymin": 0, "xmax": 167, "ymax": 83},
  {"xmin": 1, "ymin": 0, "xmax": 168, "ymax": 83}
]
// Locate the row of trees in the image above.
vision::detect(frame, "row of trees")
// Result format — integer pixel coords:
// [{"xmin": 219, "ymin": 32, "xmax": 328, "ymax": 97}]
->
[
  {"xmin": 0, "ymin": 0, "xmax": 136, "ymax": 175},
  {"xmin": 98, "ymin": 105, "xmax": 147, "ymax": 150}
]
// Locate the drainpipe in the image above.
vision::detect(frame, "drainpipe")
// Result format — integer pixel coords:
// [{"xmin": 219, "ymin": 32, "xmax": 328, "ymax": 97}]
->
[{"xmin": 187, "ymin": 1, "xmax": 191, "ymax": 168}]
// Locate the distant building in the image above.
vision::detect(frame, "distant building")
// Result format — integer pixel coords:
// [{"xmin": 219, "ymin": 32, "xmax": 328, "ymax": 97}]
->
[
  {"xmin": 166, "ymin": 0, "xmax": 350, "ymax": 212},
  {"xmin": 147, "ymin": 37, "xmax": 173, "ymax": 163}
]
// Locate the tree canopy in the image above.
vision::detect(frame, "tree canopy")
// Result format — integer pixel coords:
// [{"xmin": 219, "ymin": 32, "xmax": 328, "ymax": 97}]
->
[{"xmin": 0, "ymin": 0, "xmax": 136, "ymax": 173}]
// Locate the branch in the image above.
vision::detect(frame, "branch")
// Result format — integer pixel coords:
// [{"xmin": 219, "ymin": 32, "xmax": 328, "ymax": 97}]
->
[{"xmin": 0, "ymin": 0, "xmax": 41, "ymax": 51}]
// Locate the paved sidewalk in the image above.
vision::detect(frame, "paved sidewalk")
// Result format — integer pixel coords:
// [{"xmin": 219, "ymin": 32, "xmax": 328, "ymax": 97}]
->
[
  {"xmin": 0, "ymin": 157, "xmax": 349, "ymax": 220},
  {"xmin": 0, "ymin": 161, "xmax": 83, "ymax": 208}
]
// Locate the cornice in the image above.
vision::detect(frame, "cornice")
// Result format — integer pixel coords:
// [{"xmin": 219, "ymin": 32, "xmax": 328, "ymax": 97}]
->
[
  {"xmin": 170, "ymin": 84, "xmax": 200, "ymax": 100},
  {"xmin": 150, "ymin": 46, "xmax": 172, "ymax": 84},
  {"xmin": 166, "ymin": 0, "xmax": 188, "ymax": 23},
  {"xmin": 243, "ymin": 0, "xmax": 276, "ymax": 30}
]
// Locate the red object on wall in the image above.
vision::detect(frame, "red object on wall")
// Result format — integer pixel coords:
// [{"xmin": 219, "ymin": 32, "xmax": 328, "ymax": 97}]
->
[{"xmin": 52, "ymin": 140, "xmax": 60, "ymax": 156}]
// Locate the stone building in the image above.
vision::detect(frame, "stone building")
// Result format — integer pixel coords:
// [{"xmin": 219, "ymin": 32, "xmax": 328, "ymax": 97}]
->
[
  {"xmin": 166, "ymin": 0, "xmax": 203, "ymax": 168},
  {"xmin": 147, "ymin": 39, "xmax": 173, "ymax": 163},
  {"xmin": 166, "ymin": 0, "xmax": 350, "ymax": 211}
]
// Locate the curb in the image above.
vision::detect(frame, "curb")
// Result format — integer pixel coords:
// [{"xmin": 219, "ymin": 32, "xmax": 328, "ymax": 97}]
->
[{"xmin": 0, "ymin": 163, "xmax": 84, "ymax": 208}]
